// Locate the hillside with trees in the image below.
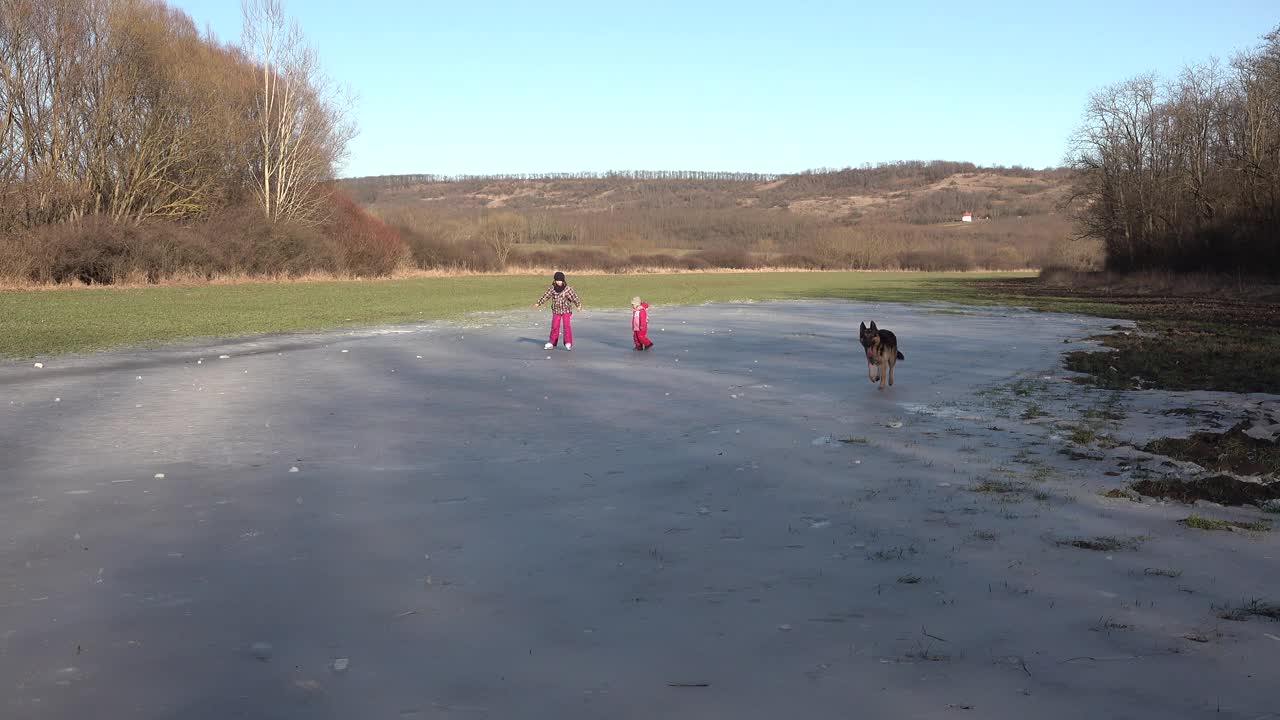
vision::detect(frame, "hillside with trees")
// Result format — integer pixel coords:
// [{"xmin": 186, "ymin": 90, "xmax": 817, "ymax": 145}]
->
[{"xmin": 343, "ymin": 162, "xmax": 1082, "ymax": 274}]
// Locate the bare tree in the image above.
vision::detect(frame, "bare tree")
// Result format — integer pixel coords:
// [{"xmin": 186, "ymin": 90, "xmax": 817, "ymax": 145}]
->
[
  {"xmin": 478, "ymin": 212, "xmax": 526, "ymax": 268},
  {"xmin": 240, "ymin": 0, "xmax": 353, "ymax": 225},
  {"xmin": 0, "ymin": 0, "xmax": 95, "ymax": 226},
  {"xmin": 1168, "ymin": 62, "xmax": 1227, "ymax": 223},
  {"xmin": 90, "ymin": 1, "xmax": 233, "ymax": 222},
  {"xmin": 1, "ymin": 0, "xmax": 257, "ymax": 228}
]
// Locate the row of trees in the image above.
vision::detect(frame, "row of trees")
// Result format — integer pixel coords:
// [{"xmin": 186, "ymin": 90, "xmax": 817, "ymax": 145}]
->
[
  {"xmin": 344, "ymin": 163, "xmax": 1051, "ymax": 196},
  {"xmin": 350, "ymin": 171, "xmax": 781, "ymax": 188},
  {"xmin": 0, "ymin": 0, "xmax": 351, "ymax": 233},
  {"xmin": 782, "ymin": 161, "xmax": 1043, "ymax": 194},
  {"xmin": 1070, "ymin": 26, "xmax": 1280, "ymax": 273}
]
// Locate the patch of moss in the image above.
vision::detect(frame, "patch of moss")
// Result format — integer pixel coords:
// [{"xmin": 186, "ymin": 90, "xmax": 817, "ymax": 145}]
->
[{"xmin": 1179, "ymin": 515, "xmax": 1270, "ymax": 532}]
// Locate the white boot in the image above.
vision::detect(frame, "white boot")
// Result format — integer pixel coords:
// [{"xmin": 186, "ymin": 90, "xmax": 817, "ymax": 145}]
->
[
  {"xmin": 544, "ymin": 342, "xmax": 554, "ymax": 350},
  {"xmin": 565, "ymin": 343, "xmax": 573, "ymax": 351}
]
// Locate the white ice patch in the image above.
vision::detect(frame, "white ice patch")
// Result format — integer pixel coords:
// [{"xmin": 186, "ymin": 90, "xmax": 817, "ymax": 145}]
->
[
  {"xmin": 899, "ymin": 403, "xmax": 985, "ymax": 421},
  {"xmin": 1243, "ymin": 410, "xmax": 1280, "ymax": 442}
]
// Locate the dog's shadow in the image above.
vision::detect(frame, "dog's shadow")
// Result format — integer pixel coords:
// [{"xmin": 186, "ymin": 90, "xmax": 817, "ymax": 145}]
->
[{"xmin": 514, "ymin": 337, "xmax": 547, "ymax": 346}]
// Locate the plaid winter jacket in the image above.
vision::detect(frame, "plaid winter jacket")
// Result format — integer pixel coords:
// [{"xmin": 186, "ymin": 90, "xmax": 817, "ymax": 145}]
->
[{"xmin": 536, "ymin": 285, "xmax": 581, "ymax": 314}]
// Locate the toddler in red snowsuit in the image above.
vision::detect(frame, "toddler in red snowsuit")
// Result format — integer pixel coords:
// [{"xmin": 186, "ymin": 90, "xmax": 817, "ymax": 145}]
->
[{"xmin": 631, "ymin": 297, "xmax": 653, "ymax": 350}]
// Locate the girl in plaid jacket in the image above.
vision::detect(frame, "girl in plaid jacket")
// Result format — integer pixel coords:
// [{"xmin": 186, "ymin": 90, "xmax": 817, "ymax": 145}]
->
[{"xmin": 533, "ymin": 271, "xmax": 582, "ymax": 350}]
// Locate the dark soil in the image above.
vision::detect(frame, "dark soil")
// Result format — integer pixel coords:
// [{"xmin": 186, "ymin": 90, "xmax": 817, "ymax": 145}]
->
[
  {"xmin": 969, "ymin": 277, "xmax": 1280, "ymax": 328},
  {"xmin": 1062, "ymin": 328, "xmax": 1280, "ymax": 394},
  {"xmin": 969, "ymin": 277, "xmax": 1280, "ymax": 394},
  {"xmin": 1143, "ymin": 422, "xmax": 1280, "ymax": 477},
  {"xmin": 1130, "ymin": 475, "xmax": 1280, "ymax": 507},
  {"xmin": 1056, "ymin": 536, "xmax": 1141, "ymax": 552}
]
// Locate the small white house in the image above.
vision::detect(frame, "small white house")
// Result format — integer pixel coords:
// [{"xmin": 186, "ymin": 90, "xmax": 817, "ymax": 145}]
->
[{"xmin": 961, "ymin": 211, "xmax": 974, "ymax": 222}]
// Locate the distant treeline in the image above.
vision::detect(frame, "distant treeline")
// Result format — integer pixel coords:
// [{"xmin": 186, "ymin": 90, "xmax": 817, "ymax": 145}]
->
[
  {"xmin": 349, "ymin": 170, "xmax": 783, "ymax": 186},
  {"xmin": 779, "ymin": 161, "xmax": 1048, "ymax": 193},
  {"xmin": 344, "ymin": 161, "xmax": 1056, "ymax": 195}
]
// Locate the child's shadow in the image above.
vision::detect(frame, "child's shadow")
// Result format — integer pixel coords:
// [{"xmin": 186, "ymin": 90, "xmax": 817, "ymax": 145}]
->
[
  {"xmin": 516, "ymin": 337, "xmax": 649, "ymax": 352},
  {"xmin": 595, "ymin": 339, "xmax": 646, "ymax": 350}
]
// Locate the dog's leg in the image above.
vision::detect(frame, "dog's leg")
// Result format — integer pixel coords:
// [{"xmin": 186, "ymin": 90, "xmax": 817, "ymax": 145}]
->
[
  {"xmin": 867, "ymin": 359, "xmax": 878, "ymax": 383},
  {"xmin": 888, "ymin": 356, "xmax": 895, "ymax": 386},
  {"xmin": 878, "ymin": 358, "xmax": 887, "ymax": 390}
]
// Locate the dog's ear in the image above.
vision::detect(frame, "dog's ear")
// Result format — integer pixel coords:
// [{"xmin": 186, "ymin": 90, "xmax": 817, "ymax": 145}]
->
[
  {"xmin": 869, "ymin": 321, "xmax": 878, "ymax": 331},
  {"xmin": 859, "ymin": 322, "xmax": 867, "ymax": 332}
]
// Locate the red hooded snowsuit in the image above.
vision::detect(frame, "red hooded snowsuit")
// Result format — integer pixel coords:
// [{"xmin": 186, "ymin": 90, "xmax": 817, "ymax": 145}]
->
[{"xmin": 632, "ymin": 302, "xmax": 653, "ymax": 349}]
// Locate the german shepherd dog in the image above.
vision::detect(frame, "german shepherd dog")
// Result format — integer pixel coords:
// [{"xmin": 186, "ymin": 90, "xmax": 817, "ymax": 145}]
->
[{"xmin": 859, "ymin": 321, "xmax": 904, "ymax": 390}]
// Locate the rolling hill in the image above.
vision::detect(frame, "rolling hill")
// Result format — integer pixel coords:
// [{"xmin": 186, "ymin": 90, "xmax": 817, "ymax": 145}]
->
[{"xmin": 340, "ymin": 162, "xmax": 1091, "ymax": 272}]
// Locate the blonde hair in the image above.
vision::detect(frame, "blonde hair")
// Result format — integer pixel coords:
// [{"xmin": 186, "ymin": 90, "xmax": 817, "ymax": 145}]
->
[{"xmin": 631, "ymin": 296, "xmax": 642, "ymax": 306}]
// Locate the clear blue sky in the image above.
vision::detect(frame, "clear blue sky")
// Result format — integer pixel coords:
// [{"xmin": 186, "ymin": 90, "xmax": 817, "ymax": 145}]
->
[{"xmin": 170, "ymin": 0, "xmax": 1277, "ymax": 178}]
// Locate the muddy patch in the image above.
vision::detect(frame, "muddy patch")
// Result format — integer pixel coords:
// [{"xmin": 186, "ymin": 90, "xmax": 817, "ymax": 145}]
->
[
  {"xmin": 1142, "ymin": 421, "xmax": 1280, "ymax": 477},
  {"xmin": 1054, "ymin": 535, "xmax": 1144, "ymax": 552},
  {"xmin": 1062, "ymin": 326, "xmax": 1280, "ymax": 394},
  {"xmin": 1130, "ymin": 475, "xmax": 1280, "ymax": 507}
]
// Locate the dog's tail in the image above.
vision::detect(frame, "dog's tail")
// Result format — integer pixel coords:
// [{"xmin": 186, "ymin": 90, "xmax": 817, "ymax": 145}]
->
[{"xmin": 897, "ymin": 350, "xmax": 905, "ymax": 361}]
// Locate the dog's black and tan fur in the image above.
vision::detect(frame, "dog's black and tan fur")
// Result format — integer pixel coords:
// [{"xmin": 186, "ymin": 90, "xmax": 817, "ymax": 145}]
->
[{"xmin": 859, "ymin": 321, "xmax": 905, "ymax": 390}]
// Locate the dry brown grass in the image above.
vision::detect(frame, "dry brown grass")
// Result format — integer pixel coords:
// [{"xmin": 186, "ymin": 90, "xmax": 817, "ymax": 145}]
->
[
  {"xmin": 0, "ymin": 190, "xmax": 407, "ymax": 287},
  {"xmin": 373, "ymin": 204, "xmax": 1067, "ymax": 274}
]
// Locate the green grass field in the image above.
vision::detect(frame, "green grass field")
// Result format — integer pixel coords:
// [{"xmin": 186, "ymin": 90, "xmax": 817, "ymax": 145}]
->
[{"xmin": 0, "ymin": 271, "xmax": 1028, "ymax": 358}]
